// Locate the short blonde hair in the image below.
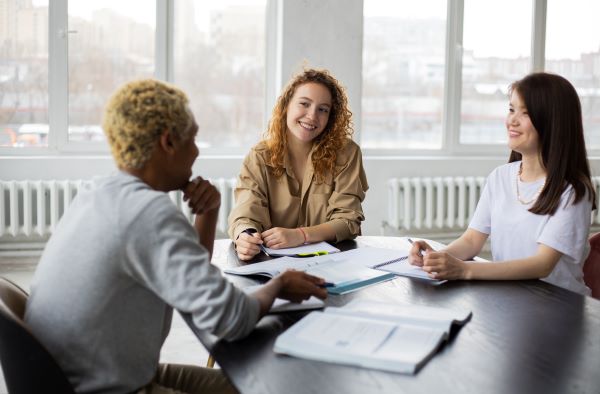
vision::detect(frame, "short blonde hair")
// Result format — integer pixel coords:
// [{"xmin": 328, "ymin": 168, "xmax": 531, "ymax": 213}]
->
[{"xmin": 103, "ymin": 79, "xmax": 191, "ymax": 169}]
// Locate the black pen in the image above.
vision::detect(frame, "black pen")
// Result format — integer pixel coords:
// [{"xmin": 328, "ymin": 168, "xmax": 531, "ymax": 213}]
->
[{"xmin": 243, "ymin": 228, "xmax": 269, "ymax": 255}]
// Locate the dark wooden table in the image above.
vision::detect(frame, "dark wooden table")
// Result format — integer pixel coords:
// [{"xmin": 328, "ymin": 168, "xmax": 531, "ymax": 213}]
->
[{"xmin": 188, "ymin": 236, "xmax": 600, "ymax": 394}]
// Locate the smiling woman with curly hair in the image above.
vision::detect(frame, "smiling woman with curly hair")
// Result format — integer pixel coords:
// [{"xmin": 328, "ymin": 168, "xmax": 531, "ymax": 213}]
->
[{"xmin": 229, "ymin": 68, "xmax": 369, "ymax": 261}]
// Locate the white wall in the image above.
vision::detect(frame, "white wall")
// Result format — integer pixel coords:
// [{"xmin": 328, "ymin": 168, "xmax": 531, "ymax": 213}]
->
[{"xmin": 266, "ymin": 0, "xmax": 363, "ymax": 130}]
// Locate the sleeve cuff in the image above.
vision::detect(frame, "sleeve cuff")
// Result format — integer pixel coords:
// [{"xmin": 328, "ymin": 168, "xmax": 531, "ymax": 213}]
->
[{"xmin": 329, "ymin": 219, "xmax": 352, "ymax": 242}]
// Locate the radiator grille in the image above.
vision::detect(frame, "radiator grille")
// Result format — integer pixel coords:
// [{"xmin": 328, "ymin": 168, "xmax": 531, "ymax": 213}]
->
[
  {"xmin": 387, "ymin": 176, "xmax": 600, "ymax": 232},
  {"xmin": 0, "ymin": 178, "xmax": 237, "ymax": 238}
]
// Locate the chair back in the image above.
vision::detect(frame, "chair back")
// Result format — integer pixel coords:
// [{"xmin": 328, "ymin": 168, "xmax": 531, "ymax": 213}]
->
[
  {"xmin": 0, "ymin": 277, "xmax": 75, "ymax": 394},
  {"xmin": 584, "ymin": 233, "xmax": 600, "ymax": 299}
]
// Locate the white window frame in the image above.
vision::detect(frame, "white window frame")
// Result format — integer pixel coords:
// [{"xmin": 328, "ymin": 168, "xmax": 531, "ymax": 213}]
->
[
  {"xmin": 361, "ymin": 0, "xmax": 550, "ymax": 157},
  {"xmin": 2, "ymin": 0, "xmax": 589, "ymax": 158}
]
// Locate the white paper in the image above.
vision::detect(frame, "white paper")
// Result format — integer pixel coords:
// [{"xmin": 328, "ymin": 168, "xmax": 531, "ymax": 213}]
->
[
  {"xmin": 294, "ymin": 312, "xmax": 396, "ymax": 353},
  {"xmin": 243, "ymin": 284, "xmax": 325, "ymax": 313}
]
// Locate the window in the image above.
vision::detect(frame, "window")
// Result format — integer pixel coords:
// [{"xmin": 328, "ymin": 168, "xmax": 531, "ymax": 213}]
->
[
  {"xmin": 0, "ymin": 0, "xmax": 49, "ymax": 148},
  {"xmin": 67, "ymin": 1, "xmax": 155, "ymax": 143},
  {"xmin": 459, "ymin": 0, "xmax": 532, "ymax": 145},
  {"xmin": 545, "ymin": 0, "xmax": 600, "ymax": 149},
  {"xmin": 1, "ymin": 1, "xmax": 598, "ymax": 155},
  {"xmin": 173, "ymin": 0, "xmax": 266, "ymax": 149},
  {"xmin": 362, "ymin": 0, "xmax": 447, "ymax": 149}
]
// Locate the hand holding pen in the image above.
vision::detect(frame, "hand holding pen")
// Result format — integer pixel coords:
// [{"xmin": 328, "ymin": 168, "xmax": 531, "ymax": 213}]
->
[
  {"xmin": 235, "ymin": 228, "xmax": 264, "ymax": 261},
  {"xmin": 407, "ymin": 238, "xmax": 434, "ymax": 267}
]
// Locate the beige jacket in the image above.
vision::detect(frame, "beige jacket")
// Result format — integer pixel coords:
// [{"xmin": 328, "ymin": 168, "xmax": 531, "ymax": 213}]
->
[{"xmin": 228, "ymin": 139, "xmax": 368, "ymax": 242}]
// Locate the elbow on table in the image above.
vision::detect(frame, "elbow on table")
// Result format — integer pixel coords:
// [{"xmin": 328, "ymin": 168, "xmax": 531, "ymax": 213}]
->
[
  {"xmin": 537, "ymin": 264, "xmax": 556, "ymax": 279},
  {"xmin": 533, "ymin": 258, "xmax": 559, "ymax": 279}
]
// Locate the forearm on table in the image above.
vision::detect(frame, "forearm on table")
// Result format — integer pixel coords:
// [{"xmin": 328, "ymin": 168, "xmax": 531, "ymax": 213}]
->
[
  {"xmin": 302, "ymin": 222, "xmax": 337, "ymax": 243},
  {"xmin": 445, "ymin": 229, "xmax": 487, "ymax": 260},
  {"xmin": 464, "ymin": 245, "xmax": 561, "ymax": 280}
]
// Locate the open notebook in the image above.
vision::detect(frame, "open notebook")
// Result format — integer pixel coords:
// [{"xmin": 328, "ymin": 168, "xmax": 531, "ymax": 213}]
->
[
  {"xmin": 274, "ymin": 299, "xmax": 472, "ymax": 374},
  {"xmin": 225, "ymin": 244, "xmax": 456, "ymax": 293},
  {"xmin": 224, "ymin": 249, "xmax": 398, "ymax": 295}
]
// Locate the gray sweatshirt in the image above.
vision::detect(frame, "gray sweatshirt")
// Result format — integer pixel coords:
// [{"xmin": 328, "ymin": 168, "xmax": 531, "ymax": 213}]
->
[{"xmin": 25, "ymin": 172, "xmax": 259, "ymax": 393}]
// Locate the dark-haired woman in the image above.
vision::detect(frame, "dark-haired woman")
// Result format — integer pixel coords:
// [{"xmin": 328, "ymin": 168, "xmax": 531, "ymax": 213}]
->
[{"xmin": 409, "ymin": 73, "xmax": 596, "ymax": 295}]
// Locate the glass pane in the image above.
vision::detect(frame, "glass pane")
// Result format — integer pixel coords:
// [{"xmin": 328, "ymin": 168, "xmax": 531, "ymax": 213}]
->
[
  {"xmin": 68, "ymin": 1, "xmax": 155, "ymax": 142},
  {"xmin": 362, "ymin": 0, "xmax": 446, "ymax": 149},
  {"xmin": 460, "ymin": 0, "xmax": 532, "ymax": 145},
  {"xmin": 545, "ymin": 0, "xmax": 600, "ymax": 149},
  {"xmin": 0, "ymin": 0, "xmax": 49, "ymax": 148},
  {"xmin": 173, "ymin": 1, "xmax": 266, "ymax": 149}
]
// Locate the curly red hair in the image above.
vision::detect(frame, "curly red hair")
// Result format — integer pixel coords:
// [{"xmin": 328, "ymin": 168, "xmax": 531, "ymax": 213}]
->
[{"xmin": 264, "ymin": 68, "xmax": 354, "ymax": 183}]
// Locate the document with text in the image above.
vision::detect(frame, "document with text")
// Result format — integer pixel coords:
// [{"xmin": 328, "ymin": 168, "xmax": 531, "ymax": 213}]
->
[
  {"xmin": 224, "ymin": 250, "xmax": 396, "ymax": 294},
  {"xmin": 274, "ymin": 299, "xmax": 471, "ymax": 374}
]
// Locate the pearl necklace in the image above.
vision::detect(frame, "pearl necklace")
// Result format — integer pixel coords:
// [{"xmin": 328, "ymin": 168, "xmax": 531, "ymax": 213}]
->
[{"xmin": 516, "ymin": 163, "xmax": 546, "ymax": 205}]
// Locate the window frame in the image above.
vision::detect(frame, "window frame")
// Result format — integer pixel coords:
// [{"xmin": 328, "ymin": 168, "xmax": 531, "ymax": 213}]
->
[
  {"xmin": 2, "ymin": 0, "xmax": 591, "ymax": 158},
  {"xmin": 360, "ymin": 0, "xmax": 549, "ymax": 157}
]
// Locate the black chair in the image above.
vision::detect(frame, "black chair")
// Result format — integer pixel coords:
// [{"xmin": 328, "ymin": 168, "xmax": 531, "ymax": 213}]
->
[{"xmin": 0, "ymin": 277, "xmax": 75, "ymax": 393}]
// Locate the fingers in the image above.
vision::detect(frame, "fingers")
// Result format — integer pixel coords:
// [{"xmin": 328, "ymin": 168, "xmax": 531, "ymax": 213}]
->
[
  {"xmin": 422, "ymin": 253, "xmax": 444, "ymax": 272},
  {"xmin": 261, "ymin": 228, "xmax": 302, "ymax": 248},
  {"xmin": 408, "ymin": 241, "xmax": 434, "ymax": 266},
  {"xmin": 300, "ymin": 272, "xmax": 327, "ymax": 286},
  {"xmin": 262, "ymin": 228, "xmax": 275, "ymax": 238},
  {"xmin": 408, "ymin": 246, "xmax": 424, "ymax": 266},
  {"xmin": 262, "ymin": 228, "xmax": 285, "ymax": 248},
  {"xmin": 421, "ymin": 252, "xmax": 462, "ymax": 279},
  {"xmin": 183, "ymin": 177, "xmax": 221, "ymax": 215},
  {"xmin": 261, "ymin": 228, "xmax": 279, "ymax": 247},
  {"xmin": 418, "ymin": 241, "xmax": 434, "ymax": 252},
  {"xmin": 312, "ymin": 287, "xmax": 328, "ymax": 300},
  {"xmin": 235, "ymin": 233, "xmax": 262, "ymax": 260},
  {"xmin": 278, "ymin": 271, "xmax": 329, "ymax": 302}
]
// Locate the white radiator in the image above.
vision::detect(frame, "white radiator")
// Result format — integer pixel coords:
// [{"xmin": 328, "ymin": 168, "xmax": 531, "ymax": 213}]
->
[
  {"xmin": 387, "ymin": 176, "xmax": 600, "ymax": 232},
  {"xmin": 0, "ymin": 178, "xmax": 237, "ymax": 238}
]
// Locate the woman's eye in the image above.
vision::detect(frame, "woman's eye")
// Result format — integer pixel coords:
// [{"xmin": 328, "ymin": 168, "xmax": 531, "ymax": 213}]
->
[
  {"xmin": 319, "ymin": 108, "xmax": 329, "ymax": 113},
  {"xmin": 299, "ymin": 102, "xmax": 309, "ymax": 107}
]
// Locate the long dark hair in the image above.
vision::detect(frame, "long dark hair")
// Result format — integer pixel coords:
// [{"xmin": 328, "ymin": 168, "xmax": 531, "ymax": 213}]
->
[{"xmin": 508, "ymin": 72, "xmax": 596, "ymax": 215}]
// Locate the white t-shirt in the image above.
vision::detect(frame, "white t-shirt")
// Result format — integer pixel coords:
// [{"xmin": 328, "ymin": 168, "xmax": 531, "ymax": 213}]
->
[{"xmin": 469, "ymin": 161, "xmax": 592, "ymax": 296}]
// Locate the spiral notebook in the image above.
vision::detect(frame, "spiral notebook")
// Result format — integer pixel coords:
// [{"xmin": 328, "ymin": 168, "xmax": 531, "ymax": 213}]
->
[{"xmin": 327, "ymin": 246, "xmax": 446, "ymax": 285}]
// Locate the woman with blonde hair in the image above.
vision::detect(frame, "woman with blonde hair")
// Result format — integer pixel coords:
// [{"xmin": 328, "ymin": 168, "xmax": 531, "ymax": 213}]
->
[{"xmin": 229, "ymin": 68, "xmax": 368, "ymax": 261}]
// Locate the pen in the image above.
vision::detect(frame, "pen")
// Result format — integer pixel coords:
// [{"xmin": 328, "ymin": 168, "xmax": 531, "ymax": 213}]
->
[
  {"xmin": 318, "ymin": 282, "xmax": 335, "ymax": 288},
  {"xmin": 407, "ymin": 238, "xmax": 424, "ymax": 257},
  {"xmin": 242, "ymin": 228, "xmax": 269, "ymax": 255}
]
